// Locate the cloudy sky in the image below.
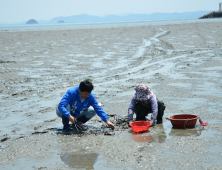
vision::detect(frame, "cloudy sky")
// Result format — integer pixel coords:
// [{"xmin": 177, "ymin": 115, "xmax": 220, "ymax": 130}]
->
[{"xmin": 0, "ymin": 0, "xmax": 221, "ymax": 23}]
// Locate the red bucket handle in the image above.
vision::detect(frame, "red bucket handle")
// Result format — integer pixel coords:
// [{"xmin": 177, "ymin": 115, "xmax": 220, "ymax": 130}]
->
[{"xmin": 199, "ymin": 117, "xmax": 208, "ymax": 126}]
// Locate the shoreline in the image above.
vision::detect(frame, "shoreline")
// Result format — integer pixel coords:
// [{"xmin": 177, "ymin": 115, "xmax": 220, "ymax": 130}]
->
[{"xmin": 0, "ymin": 17, "xmax": 222, "ymax": 32}]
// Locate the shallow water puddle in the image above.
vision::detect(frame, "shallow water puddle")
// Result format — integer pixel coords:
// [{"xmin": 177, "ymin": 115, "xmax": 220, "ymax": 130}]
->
[
  {"xmin": 168, "ymin": 127, "xmax": 202, "ymax": 138},
  {"xmin": 60, "ymin": 150, "xmax": 125, "ymax": 169},
  {"xmin": 60, "ymin": 152, "xmax": 98, "ymax": 169},
  {"xmin": 131, "ymin": 130, "xmax": 167, "ymax": 143},
  {"xmin": 128, "ymin": 123, "xmax": 167, "ymax": 143},
  {"xmin": 163, "ymin": 119, "xmax": 219, "ymax": 140}
]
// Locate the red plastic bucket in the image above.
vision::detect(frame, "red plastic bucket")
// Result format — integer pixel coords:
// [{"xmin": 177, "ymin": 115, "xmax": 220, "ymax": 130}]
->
[
  {"xmin": 168, "ymin": 114, "xmax": 198, "ymax": 128},
  {"xmin": 130, "ymin": 121, "xmax": 151, "ymax": 133}
]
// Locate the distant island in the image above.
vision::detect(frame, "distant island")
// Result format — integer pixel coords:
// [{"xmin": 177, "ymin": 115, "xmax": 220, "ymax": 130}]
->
[
  {"xmin": 26, "ymin": 19, "xmax": 38, "ymax": 24},
  {"xmin": 57, "ymin": 20, "xmax": 65, "ymax": 23},
  {"xmin": 199, "ymin": 11, "xmax": 222, "ymax": 19}
]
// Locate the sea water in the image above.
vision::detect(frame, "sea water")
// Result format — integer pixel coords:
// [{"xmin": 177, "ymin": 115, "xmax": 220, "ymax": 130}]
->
[{"xmin": 0, "ymin": 17, "xmax": 222, "ymax": 31}]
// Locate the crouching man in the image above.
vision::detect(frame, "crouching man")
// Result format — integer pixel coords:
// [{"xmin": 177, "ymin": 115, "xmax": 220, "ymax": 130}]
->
[{"xmin": 56, "ymin": 79, "xmax": 115, "ymax": 131}]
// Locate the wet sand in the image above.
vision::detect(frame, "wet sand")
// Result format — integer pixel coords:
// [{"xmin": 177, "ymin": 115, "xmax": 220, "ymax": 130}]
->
[{"xmin": 0, "ymin": 20, "xmax": 222, "ymax": 169}]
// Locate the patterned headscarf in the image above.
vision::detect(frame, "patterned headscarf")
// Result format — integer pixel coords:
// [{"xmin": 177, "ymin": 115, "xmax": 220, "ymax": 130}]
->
[{"xmin": 133, "ymin": 84, "xmax": 151, "ymax": 102}]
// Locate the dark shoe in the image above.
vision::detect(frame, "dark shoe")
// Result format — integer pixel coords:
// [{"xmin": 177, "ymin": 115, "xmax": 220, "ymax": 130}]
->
[
  {"xmin": 156, "ymin": 119, "xmax": 163, "ymax": 124},
  {"xmin": 63, "ymin": 125, "xmax": 70, "ymax": 132}
]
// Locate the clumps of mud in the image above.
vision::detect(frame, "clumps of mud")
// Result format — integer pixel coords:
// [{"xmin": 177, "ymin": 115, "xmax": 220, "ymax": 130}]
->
[
  {"xmin": 109, "ymin": 115, "xmax": 129, "ymax": 130},
  {"xmin": 0, "ymin": 60, "xmax": 16, "ymax": 63},
  {"xmin": 0, "ymin": 135, "xmax": 10, "ymax": 142},
  {"xmin": 36, "ymin": 114, "xmax": 131, "ymax": 137},
  {"xmin": 0, "ymin": 113, "xmax": 140, "ymax": 144}
]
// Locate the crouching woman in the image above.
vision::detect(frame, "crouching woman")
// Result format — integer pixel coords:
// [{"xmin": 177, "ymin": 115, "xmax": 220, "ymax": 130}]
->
[{"xmin": 128, "ymin": 84, "xmax": 165, "ymax": 126}]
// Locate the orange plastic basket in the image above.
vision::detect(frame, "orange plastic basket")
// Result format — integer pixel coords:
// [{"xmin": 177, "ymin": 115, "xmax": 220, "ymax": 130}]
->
[{"xmin": 130, "ymin": 121, "xmax": 151, "ymax": 133}]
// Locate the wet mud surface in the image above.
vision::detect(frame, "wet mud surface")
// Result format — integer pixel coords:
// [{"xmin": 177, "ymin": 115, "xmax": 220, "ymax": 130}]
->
[{"xmin": 0, "ymin": 21, "xmax": 222, "ymax": 169}]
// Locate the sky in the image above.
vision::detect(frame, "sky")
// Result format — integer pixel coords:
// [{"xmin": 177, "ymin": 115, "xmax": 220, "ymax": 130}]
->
[{"xmin": 0, "ymin": 0, "xmax": 221, "ymax": 23}]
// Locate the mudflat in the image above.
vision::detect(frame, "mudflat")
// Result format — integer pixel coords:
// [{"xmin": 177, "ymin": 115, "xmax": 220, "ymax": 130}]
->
[{"xmin": 0, "ymin": 20, "xmax": 222, "ymax": 169}]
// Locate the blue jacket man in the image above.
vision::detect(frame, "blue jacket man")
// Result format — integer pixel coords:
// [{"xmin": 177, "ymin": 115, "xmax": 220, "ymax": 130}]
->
[{"xmin": 56, "ymin": 79, "xmax": 115, "ymax": 131}]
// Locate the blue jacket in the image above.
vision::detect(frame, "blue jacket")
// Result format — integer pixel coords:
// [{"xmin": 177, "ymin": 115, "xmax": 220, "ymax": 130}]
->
[{"xmin": 58, "ymin": 86, "xmax": 109, "ymax": 122}]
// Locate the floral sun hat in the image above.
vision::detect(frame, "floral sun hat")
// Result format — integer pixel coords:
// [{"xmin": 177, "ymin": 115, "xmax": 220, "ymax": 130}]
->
[{"xmin": 133, "ymin": 84, "xmax": 151, "ymax": 102}]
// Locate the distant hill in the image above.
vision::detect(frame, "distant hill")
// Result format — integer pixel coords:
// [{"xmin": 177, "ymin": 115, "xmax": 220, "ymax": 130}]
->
[
  {"xmin": 26, "ymin": 19, "xmax": 38, "ymax": 24},
  {"xmin": 57, "ymin": 20, "xmax": 65, "ymax": 23},
  {"xmin": 7, "ymin": 11, "xmax": 213, "ymax": 25},
  {"xmin": 43, "ymin": 11, "xmax": 213, "ymax": 24}
]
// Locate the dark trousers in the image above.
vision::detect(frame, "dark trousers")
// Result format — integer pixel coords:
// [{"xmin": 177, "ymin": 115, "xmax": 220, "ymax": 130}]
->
[
  {"xmin": 62, "ymin": 115, "xmax": 70, "ymax": 130},
  {"xmin": 135, "ymin": 103, "xmax": 152, "ymax": 121},
  {"xmin": 135, "ymin": 100, "xmax": 165, "ymax": 123}
]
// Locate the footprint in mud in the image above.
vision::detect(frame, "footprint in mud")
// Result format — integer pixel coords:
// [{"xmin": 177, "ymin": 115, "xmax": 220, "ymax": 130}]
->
[
  {"xmin": 38, "ymin": 107, "xmax": 54, "ymax": 113},
  {"xmin": 34, "ymin": 119, "xmax": 56, "ymax": 130},
  {"xmin": 31, "ymin": 131, "xmax": 48, "ymax": 135}
]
